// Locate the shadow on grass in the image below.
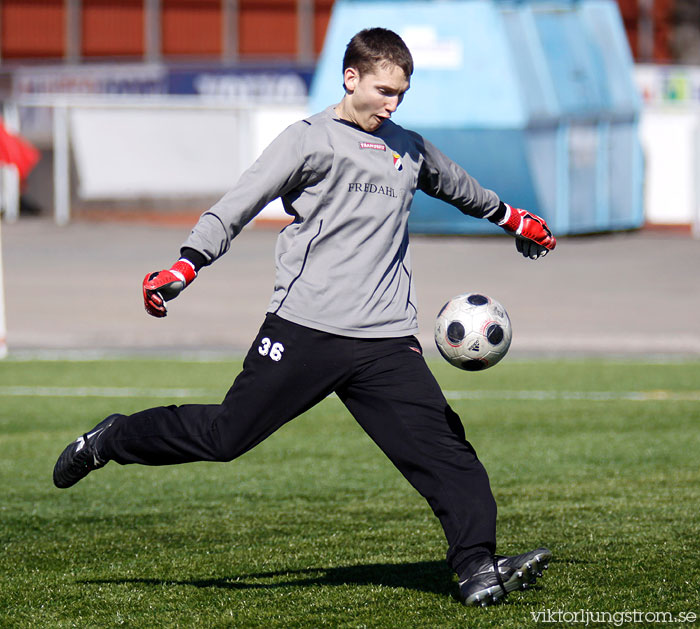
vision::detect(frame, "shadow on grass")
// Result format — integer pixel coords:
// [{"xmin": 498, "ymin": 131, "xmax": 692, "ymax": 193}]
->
[{"xmin": 82, "ymin": 560, "xmax": 456, "ymax": 597}]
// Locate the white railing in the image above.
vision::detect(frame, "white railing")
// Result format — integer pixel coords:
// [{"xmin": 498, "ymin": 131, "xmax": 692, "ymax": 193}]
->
[
  {"xmin": 0, "ymin": 164, "xmax": 20, "ymax": 223},
  {"xmin": 2, "ymin": 94, "xmax": 307, "ymax": 225}
]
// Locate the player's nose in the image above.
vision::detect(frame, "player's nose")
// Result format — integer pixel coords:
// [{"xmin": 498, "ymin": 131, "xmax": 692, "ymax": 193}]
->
[{"xmin": 385, "ymin": 96, "xmax": 400, "ymax": 113}]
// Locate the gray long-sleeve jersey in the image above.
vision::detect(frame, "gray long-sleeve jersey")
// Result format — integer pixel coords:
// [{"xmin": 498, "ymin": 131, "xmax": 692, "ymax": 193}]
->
[{"xmin": 182, "ymin": 106, "xmax": 502, "ymax": 338}]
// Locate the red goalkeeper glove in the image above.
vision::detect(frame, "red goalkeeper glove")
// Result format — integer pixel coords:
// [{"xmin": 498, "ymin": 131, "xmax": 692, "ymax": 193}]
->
[
  {"xmin": 142, "ymin": 259, "xmax": 197, "ymax": 318},
  {"xmin": 498, "ymin": 203, "xmax": 556, "ymax": 259}
]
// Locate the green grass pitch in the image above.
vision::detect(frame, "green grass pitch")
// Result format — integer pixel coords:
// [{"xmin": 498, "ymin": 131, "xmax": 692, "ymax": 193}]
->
[{"xmin": 1, "ymin": 358, "xmax": 698, "ymax": 628}]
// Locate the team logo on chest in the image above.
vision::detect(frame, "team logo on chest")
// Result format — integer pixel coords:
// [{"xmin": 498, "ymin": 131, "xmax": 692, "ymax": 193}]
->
[{"xmin": 392, "ymin": 151, "xmax": 403, "ymax": 171}]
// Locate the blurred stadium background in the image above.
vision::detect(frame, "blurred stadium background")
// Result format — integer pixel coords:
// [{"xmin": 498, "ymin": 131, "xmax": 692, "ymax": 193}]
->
[{"xmin": 0, "ymin": 0, "xmax": 699, "ymax": 357}]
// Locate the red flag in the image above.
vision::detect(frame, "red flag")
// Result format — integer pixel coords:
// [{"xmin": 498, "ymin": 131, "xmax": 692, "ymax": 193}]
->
[{"xmin": 0, "ymin": 118, "xmax": 40, "ymax": 183}]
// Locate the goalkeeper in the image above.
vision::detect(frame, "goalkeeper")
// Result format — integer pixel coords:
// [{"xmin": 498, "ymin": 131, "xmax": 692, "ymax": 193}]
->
[{"xmin": 54, "ymin": 27, "xmax": 556, "ymax": 607}]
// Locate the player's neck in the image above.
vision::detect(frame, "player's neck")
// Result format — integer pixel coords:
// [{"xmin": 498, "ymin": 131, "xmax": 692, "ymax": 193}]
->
[{"xmin": 334, "ymin": 99, "xmax": 357, "ymax": 127}]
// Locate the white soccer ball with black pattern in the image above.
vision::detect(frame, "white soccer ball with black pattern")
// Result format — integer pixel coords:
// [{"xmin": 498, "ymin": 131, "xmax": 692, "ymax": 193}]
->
[{"xmin": 434, "ymin": 293, "xmax": 512, "ymax": 371}]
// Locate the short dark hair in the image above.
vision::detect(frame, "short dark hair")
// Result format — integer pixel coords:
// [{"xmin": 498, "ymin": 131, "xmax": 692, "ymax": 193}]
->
[{"xmin": 343, "ymin": 28, "xmax": 414, "ymax": 80}]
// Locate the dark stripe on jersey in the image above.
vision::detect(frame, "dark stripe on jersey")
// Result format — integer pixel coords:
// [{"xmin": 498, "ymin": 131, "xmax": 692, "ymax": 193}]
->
[
  {"xmin": 274, "ymin": 220, "xmax": 324, "ymax": 314},
  {"xmin": 202, "ymin": 212, "xmax": 232, "ymax": 256},
  {"xmin": 397, "ymin": 233, "xmax": 417, "ymax": 314},
  {"xmin": 401, "ymin": 260, "xmax": 417, "ymax": 314}
]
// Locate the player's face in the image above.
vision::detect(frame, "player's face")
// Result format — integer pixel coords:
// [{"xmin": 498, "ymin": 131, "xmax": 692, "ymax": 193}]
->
[{"xmin": 337, "ymin": 63, "xmax": 410, "ymax": 132}]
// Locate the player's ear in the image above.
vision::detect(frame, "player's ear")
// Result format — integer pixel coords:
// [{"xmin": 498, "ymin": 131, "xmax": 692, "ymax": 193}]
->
[{"xmin": 343, "ymin": 67, "xmax": 360, "ymax": 93}]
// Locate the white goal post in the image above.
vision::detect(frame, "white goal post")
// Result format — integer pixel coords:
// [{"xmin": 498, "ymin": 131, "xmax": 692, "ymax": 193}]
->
[
  {"xmin": 0, "ymin": 164, "xmax": 19, "ymax": 358},
  {"xmin": 0, "ymin": 211, "xmax": 7, "ymax": 359}
]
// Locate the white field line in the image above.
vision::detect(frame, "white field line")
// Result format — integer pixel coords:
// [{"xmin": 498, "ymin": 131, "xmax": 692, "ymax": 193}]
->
[
  {"xmin": 443, "ymin": 390, "xmax": 700, "ymax": 402},
  {"xmin": 0, "ymin": 386, "xmax": 698, "ymax": 402},
  {"xmin": 0, "ymin": 386, "xmax": 213, "ymax": 398}
]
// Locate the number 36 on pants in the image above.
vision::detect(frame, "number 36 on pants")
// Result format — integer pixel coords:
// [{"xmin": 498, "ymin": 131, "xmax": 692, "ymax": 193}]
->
[{"xmin": 258, "ymin": 337, "xmax": 285, "ymax": 362}]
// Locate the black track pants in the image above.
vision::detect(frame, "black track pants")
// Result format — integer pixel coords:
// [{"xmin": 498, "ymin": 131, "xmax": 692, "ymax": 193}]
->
[{"xmin": 102, "ymin": 313, "xmax": 497, "ymax": 572}]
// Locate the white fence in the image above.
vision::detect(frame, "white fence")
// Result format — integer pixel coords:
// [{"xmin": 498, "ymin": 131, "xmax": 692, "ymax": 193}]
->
[
  {"xmin": 639, "ymin": 103, "xmax": 700, "ymax": 237},
  {"xmin": 1, "ymin": 95, "xmax": 308, "ymax": 225},
  {"xmin": 634, "ymin": 64, "xmax": 700, "ymax": 237}
]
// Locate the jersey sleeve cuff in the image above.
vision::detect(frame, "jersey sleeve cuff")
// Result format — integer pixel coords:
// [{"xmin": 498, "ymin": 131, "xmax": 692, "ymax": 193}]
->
[
  {"xmin": 179, "ymin": 247, "xmax": 208, "ymax": 272},
  {"xmin": 486, "ymin": 201, "xmax": 509, "ymax": 224}
]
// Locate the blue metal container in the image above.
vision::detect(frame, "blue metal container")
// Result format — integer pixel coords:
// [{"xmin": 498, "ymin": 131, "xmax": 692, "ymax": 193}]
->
[{"xmin": 309, "ymin": 0, "xmax": 643, "ymax": 235}]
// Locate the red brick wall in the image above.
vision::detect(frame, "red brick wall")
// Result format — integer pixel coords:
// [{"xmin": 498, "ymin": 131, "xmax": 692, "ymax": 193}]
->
[
  {"xmin": 238, "ymin": 0, "xmax": 297, "ymax": 58},
  {"xmin": 617, "ymin": 0, "xmax": 674, "ymax": 62},
  {"xmin": 162, "ymin": 0, "xmax": 221, "ymax": 57},
  {"xmin": 0, "ymin": 1, "xmax": 678, "ymax": 63},
  {"xmin": 314, "ymin": 0, "xmax": 333, "ymax": 56},
  {"xmin": 1, "ymin": 0, "xmax": 65, "ymax": 59},
  {"xmin": 81, "ymin": 0, "xmax": 144, "ymax": 57}
]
